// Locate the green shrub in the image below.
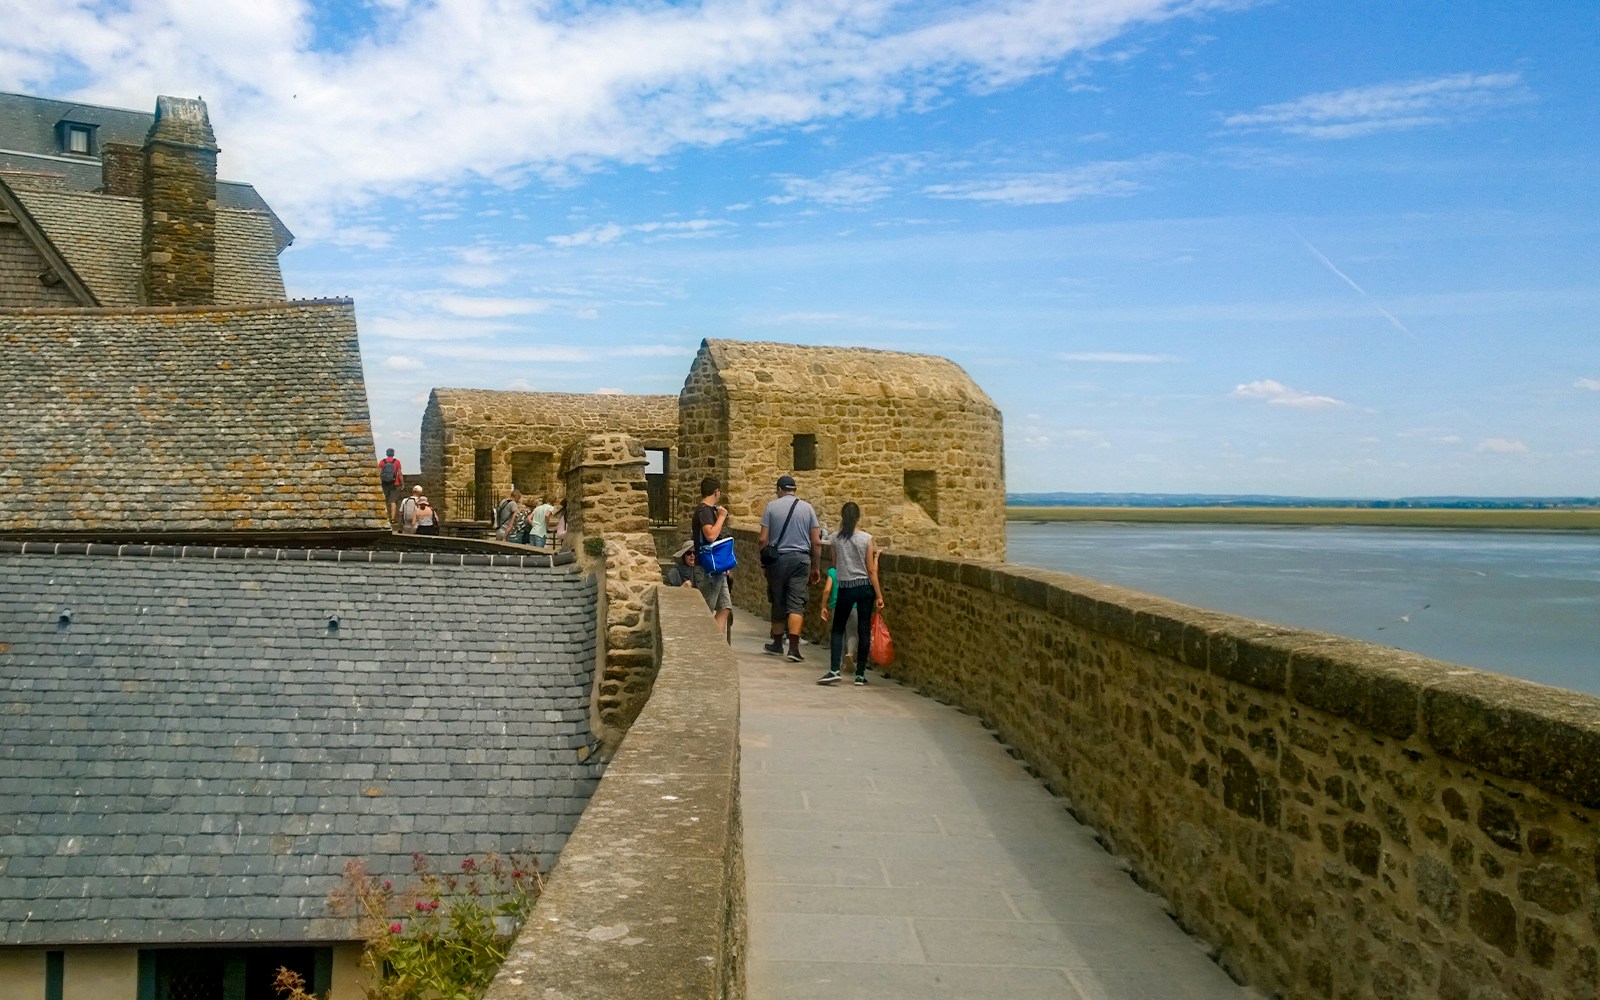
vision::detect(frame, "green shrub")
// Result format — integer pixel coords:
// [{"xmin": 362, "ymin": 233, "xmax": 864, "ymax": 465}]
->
[{"xmin": 277, "ymin": 853, "xmax": 541, "ymax": 1000}]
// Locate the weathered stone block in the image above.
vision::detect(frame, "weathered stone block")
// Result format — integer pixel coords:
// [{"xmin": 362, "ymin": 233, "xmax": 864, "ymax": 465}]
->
[{"xmin": 1467, "ymin": 888, "xmax": 1518, "ymax": 957}]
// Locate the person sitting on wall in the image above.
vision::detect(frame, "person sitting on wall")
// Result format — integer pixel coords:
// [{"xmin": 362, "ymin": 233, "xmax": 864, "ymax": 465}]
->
[{"xmin": 665, "ymin": 541, "xmax": 697, "ymax": 587}]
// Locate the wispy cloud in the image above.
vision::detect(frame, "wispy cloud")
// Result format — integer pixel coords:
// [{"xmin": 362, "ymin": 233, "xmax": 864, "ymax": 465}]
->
[
  {"xmin": 1057, "ymin": 351, "xmax": 1179, "ymax": 363},
  {"xmin": 1232, "ymin": 379, "xmax": 1347, "ymax": 410},
  {"xmin": 1223, "ymin": 72, "xmax": 1529, "ymax": 139},
  {"xmin": 769, "ymin": 155, "xmax": 928, "ymax": 207},
  {"xmin": 757, "ymin": 310, "xmax": 954, "ymax": 332},
  {"xmin": 1477, "ymin": 437, "xmax": 1529, "ymax": 454},
  {"xmin": 1575, "ymin": 378, "xmax": 1600, "ymax": 391},
  {"xmin": 382, "ymin": 354, "xmax": 426, "ymax": 371},
  {"xmin": 924, "ymin": 159, "xmax": 1158, "ymax": 205},
  {"xmin": 547, "ymin": 219, "xmax": 732, "ymax": 248}
]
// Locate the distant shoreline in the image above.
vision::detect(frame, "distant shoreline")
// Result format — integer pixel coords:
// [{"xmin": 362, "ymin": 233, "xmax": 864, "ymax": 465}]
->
[{"xmin": 1005, "ymin": 506, "xmax": 1600, "ymax": 530}]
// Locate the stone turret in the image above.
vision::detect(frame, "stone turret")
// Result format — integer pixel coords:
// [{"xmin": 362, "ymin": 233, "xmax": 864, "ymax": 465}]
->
[{"xmin": 140, "ymin": 96, "xmax": 218, "ymax": 305}]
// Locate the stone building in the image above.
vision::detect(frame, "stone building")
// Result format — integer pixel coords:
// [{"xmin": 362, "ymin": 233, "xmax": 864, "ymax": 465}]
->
[
  {"xmin": 677, "ymin": 338, "xmax": 1006, "ymax": 560},
  {"xmin": 420, "ymin": 388, "xmax": 678, "ymax": 524},
  {"xmin": 0, "ymin": 94, "xmax": 289, "ymax": 308}
]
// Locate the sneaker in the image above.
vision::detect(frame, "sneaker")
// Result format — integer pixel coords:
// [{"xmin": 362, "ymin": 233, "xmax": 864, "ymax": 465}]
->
[
  {"xmin": 817, "ymin": 671, "xmax": 841, "ymax": 685},
  {"xmin": 786, "ymin": 648, "xmax": 804, "ymax": 663},
  {"xmin": 854, "ymin": 674, "xmax": 867, "ymax": 686},
  {"xmin": 763, "ymin": 638, "xmax": 784, "ymax": 656}
]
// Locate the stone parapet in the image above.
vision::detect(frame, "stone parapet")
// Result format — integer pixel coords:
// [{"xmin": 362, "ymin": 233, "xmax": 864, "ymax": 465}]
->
[
  {"xmin": 485, "ymin": 585, "xmax": 745, "ymax": 1000},
  {"xmin": 563, "ymin": 434, "xmax": 664, "ymax": 753},
  {"xmin": 722, "ymin": 528, "xmax": 1600, "ymax": 1000}
]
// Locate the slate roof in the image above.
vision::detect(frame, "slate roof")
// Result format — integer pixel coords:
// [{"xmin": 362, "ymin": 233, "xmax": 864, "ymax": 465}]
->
[
  {"xmin": 0, "ymin": 300, "xmax": 389, "ymax": 535},
  {"xmin": 0, "ymin": 90, "xmax": 293, "ymax": 251},
  {"xmin": 6, "ymin": 185, "xmax": 286, "ymax": 305},
  {"xmin": 0, "ymin": 544, "xmax": 603, "ymax": 946},
  {"xmin": 699, "ymin": 338, "xmax": 997, "ymax": 409}
]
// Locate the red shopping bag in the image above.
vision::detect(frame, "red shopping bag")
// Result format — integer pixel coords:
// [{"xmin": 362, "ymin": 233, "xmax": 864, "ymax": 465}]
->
[{"xmin": 870, "ymin": 614, "xmax": 895, "ymax": 666}]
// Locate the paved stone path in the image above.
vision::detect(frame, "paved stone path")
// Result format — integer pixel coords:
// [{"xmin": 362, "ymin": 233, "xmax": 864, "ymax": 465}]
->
[{"xmin": 734, "ymin": 610, "xmax": 1262, "ymax": 1000}]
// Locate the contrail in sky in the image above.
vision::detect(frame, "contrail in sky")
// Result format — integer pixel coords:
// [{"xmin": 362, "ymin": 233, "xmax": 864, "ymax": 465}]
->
[{"xmin": 1290, "ymin": 227, "xmax": 1412, "ymax": 336}]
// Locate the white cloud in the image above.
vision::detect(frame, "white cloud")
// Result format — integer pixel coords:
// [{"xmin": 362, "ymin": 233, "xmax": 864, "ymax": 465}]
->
[
  {"xmin": 1477, "ymin": 437, "xmax": 1529, "ymax": 454},
  {"xmin": 0, "ymin": 0, "xmax": 1220, "ymax": 236},
  {"xmin": 1223, "ymin": 72, "xmax": 1528, "ymax": 139},
  {"xmin": 1057, "ymin": 351, "xmax": 1179, "ymax": 363},
  {"xmin": 769, "ymin": 155, "xmax": 927, "ymax": 207},
  {"xmin": 1575, "ymin": 377, "xmax": 1600, "ymax": 391},
  {"xmin": 1231, "ymin": 379, "xmax": 1347, "ymax": 410},
  {"xmin": 382, "ymin": 354, "xmax": 426, "ymax": 371}
]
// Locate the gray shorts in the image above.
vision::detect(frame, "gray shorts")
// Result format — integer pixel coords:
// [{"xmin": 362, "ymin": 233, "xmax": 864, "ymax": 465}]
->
[
  {"xmin": 767, "ymin": 551, "xmax": 810, "ymax": 620},
  {"xmin": 698, "ymin": 571, "xmax": 732, "ymax": 613}
]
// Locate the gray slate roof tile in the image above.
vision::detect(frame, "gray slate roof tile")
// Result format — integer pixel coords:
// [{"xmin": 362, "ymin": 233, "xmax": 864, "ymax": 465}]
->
[
  {"xmin": 0, "ymin": 549, "xmax": 602, "ymax": 946},
  {"xmin": 0, "ymin": 300, "xmax": 389, "ymax": 534}
]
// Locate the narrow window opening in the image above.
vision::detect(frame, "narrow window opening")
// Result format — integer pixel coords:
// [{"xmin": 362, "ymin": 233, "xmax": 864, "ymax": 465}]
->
[
  {"xmin": 791, "ymin": 434, "xmax": 817, "ymax": 472},
  {"xmin": 904, "ymin": 470, "xmax": 938, "ymax": 523},
  {"xmin": 45, "ymin": 951, "xmax": 63, "ymax": 1000}
]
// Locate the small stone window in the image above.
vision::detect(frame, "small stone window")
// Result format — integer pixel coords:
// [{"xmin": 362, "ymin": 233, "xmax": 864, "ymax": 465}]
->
[
  {"xmin": 791, "ymin": 434, "xmax": 817, "ymax": 472},
  {"xmin": 904, "ymin": 469, "xmax": 938, "ymax": 523}
]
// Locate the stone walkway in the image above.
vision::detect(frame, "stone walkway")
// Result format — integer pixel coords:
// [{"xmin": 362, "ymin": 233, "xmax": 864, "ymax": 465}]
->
[{"xmin": 735, "ymin": 610, "xmax": 1262, "ymax": 1000}]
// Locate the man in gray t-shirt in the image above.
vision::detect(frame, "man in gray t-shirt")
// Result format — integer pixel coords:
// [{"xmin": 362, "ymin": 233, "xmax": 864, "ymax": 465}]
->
[{"xmin": 758, "ymin": 474, "xmax": 822, "ymax": 661}]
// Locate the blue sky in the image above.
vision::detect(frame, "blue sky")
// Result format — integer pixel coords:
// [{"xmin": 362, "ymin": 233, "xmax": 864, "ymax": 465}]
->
[{"xmin": 5, "ymin": 1, "xmax": 1597, "ymax": 495}]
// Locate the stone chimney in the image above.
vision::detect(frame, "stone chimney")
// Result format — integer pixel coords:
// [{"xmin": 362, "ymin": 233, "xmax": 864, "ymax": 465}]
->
[
  {"xmin": 140, "ymin": 96, "xmax": 218, "ymax": 306},
  {"xmin": 100, "ymin": 142, "xmax": 144, "ymax": 198}
]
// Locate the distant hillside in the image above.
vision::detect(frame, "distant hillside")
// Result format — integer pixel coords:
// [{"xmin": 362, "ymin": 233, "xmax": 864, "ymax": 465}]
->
[{"xmin": 1007, "ymin": 493, "xmax": 1600, "ymax": 510}]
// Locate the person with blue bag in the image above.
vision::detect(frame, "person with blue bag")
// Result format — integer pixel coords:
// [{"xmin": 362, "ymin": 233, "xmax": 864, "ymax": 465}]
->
[{"xmin": 692, "ymin": 477, "xmax": 734, "ymax": 641}]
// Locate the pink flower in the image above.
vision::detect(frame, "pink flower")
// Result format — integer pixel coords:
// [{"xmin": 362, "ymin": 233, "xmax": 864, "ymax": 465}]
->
[
  {"xmin": 416, "ymin": 900, "xmax": 428, "ymax": 911},
  {"xmin": 429, "ymin": 899, "xmax": 441, "ymax": 910},
  {"xmin": 389, "ymin": 922, "xmax": 403, "ymax": 934},
  {"xmin": 461, "ymin": 858, "xmax": 476, "ymax": 871},
  {"xmin": 383, "ymin": 880, "xmax": 392, "ymax": 890}
]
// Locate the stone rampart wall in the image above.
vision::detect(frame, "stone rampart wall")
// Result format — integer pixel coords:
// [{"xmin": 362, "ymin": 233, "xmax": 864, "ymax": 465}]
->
[
  {"xmin": 722, "ymin": 527, "xmax": 1600, "ymax": 1000},
  {"xmin": 485, "ymin": 585, "xmax": 745, "ymax": 1000}
]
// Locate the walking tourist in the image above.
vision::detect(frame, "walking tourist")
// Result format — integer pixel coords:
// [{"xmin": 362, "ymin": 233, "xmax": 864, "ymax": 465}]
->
[
  {"xmin": 414, "ymin": 495, "xmax": 441, "ymax": 535},
  {"xmin": 817, "ymin": 501, "xmax": 883, "ymax": 685},
  {"xmin": 509, "ymin": 496, "xmax": 534, "ymax": 545},
  {"xmin": 819, "ymin": 566, "xmax": 859, "ymax": 675},
  {"xmin": 399, "ymin": 485, "xmax": 423, "ymax": 534},
  {"xmin": 693, "ymin": 477, "xmax": 734, "ymax": 641},
  {"xmin": 378, "ymin": 448, "xmax": 404, "ymax": 525},
  {"xmin": 494, "ymin": 488, "xmax": 523, "ymax": 541},
  {"xmin": 759, "ymin": 474, "xmax": 821, "ymax": 662},
  {"xmin": 529, "ymin": 496, "xmax": 558, "ymax": 549}
]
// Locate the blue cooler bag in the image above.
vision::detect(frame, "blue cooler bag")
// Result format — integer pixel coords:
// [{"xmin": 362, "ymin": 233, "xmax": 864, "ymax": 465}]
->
[{"xmin": 698, "ymin": 537, "xmax": 737, "ymax": 574}]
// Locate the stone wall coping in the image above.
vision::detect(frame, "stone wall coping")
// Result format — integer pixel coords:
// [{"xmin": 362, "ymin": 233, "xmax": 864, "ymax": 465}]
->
[
  {"xmin": 485, "ymin": 585, "xmax": 745, "ymax": 1000},
  {"xmin": 0, "ymin": 538, "xmax": 578, "ymax": 568},
  {"xmin": 747, "ymin": 532, "xmax": 1600, "ymax": 809},
  {"xmin": 0, "ymin": 297, "xmax": 352, "ymax": 316}
]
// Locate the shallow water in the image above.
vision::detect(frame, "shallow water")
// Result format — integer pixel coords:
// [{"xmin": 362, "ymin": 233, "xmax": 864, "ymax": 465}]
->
[{"xmin": 1005, "ymin": 521, "xmax": 1600, "ymax": 697}]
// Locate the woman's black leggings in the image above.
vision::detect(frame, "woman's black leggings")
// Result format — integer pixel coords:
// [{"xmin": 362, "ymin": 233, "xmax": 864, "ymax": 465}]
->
[{"xmin": 830, "ymin": 582, "xmax": 876, "ymax": 674}]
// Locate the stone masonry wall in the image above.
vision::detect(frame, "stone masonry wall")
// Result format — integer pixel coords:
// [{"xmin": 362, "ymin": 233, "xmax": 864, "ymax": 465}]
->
[
  {"xmin": 562, "ymin": 434, "xmax": 663, "ymax": 755},
  {"xmin": 676, "ymin": 342, "xmax": 1005, "ymax": 561},
  {"xmin": 141, "ymin": 97, "xmax": 218, "ymax": 307},
  {"xmin": 722, "ymin": 528, "xmax": 1600, "ymax": 1000},
  {"xmin": 422, "ymin": 390, "xmax": 677, "ymax": 523}
]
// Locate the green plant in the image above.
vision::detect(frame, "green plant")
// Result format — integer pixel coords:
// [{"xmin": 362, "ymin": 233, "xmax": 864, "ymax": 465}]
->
[
  {"xmin": 582, "ymin": 535, "xmax": 604, "ymax": 557},
  {"xmin": 279, "ymin": 853, "xmax": 541, "ymax": 1000}
]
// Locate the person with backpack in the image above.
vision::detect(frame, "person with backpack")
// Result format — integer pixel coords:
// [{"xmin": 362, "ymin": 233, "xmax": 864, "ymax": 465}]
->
[
  {"xmin": 378, "ymin": 449, "xmax": 404, "ymax": 525},
  {"xmin": 758, "ymin": 474, "xmax": 821, "ymax": 662},
  {"xmin": 494, "ymin": 489, "xmax": 523, "ymax": 541}
]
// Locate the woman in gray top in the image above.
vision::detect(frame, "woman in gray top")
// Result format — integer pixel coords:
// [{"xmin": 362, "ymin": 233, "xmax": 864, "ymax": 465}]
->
[{"xmin": 818, "ymin": 501, "xmax": 884, "ymax": 685}]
